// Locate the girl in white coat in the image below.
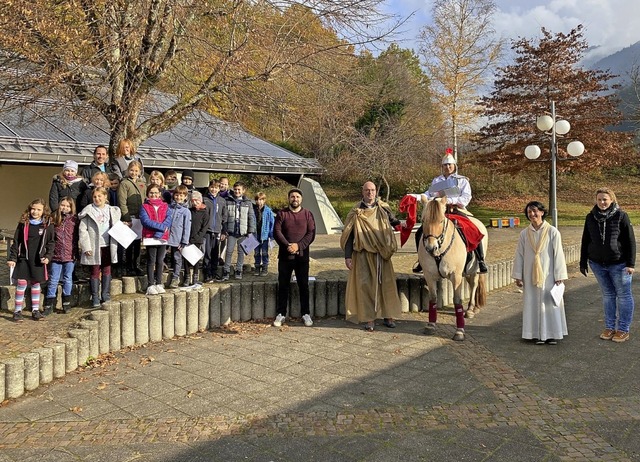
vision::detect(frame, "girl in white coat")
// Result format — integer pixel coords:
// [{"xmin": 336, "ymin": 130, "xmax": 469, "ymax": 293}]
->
[{"xmin": 78, "ymin": 187, "xmax": 121, "ymax": 307}]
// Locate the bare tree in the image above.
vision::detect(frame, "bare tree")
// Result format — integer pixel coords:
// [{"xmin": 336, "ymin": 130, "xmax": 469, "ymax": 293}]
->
[
  {"xmin": 418, "ymin": 0, "xmax": 503, "ymax": 161},
  {"xmin": 0, "ymin": 0, "xmax": 400, "ymax": 153}
]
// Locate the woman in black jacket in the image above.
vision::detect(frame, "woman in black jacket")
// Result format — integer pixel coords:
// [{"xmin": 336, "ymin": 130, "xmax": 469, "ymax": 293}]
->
[{"xmin": 580, "ymin": 187, "xmax": 636, "ymax": 343}]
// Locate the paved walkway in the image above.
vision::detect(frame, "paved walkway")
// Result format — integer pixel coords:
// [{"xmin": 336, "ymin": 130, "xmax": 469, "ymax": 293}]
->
[{"xmin": 1, "ymin": 259, "xmax": 639, "ymax": 461}]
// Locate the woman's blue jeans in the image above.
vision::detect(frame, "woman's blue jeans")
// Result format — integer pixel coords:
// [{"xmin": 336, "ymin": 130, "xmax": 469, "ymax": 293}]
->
[
  {"xmin": 47, "ymin": 261, "xmax": 75, "ymax": 297},
  {"xmin": 589, "ymin": 261, "xmax": 635, "ymax": 332}
]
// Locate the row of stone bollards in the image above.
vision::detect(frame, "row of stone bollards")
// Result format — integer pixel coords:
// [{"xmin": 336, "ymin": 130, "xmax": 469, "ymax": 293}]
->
[{"xmin": 0, "ymin": 243, "xmax": 580, "ymax": 402}]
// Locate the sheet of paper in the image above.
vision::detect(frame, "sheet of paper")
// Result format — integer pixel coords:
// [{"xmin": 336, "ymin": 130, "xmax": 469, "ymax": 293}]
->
[
  {"xmin": 181, "ymin": 244, "xmax": 204, "ymax": 266},
  {"xmin": 550, "ymin": 282, "xmax": 565, "ymax": 306},
  {"xmin": 108, "ymin": 220, "xmax": 138, "ymax": 249},
  {"xmin": 239, "ymin": 234, "xmax": 260, "ymax": 255},
  {"xmin": 143, "ymin": 237, "xmax": 167, "ymax": 247}
]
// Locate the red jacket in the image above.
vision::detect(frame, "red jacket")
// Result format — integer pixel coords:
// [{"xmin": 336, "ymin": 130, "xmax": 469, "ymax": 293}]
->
[{"xmin": 140, "ymin": 199, "xmax": 171, "ymax": 240}]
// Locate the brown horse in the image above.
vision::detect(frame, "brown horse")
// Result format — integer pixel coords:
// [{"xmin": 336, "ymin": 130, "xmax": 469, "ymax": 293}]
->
[{"xmin": 418, "ymin": 197, "xmax": 488, "ymax": 341}]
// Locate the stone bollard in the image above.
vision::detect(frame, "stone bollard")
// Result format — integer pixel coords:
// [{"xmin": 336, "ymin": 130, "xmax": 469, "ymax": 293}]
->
[
  {"xmin": 326, "ymin": 279, "xmax": 339, "ymax": 317},
  {"xmin": 308, "ymin": 279, "xmax": 316, "ymax": 317},
  {"xmin": 90, "ymin": 310, "xmax": 110, "ymax": 354},
  {"xmin": 134, "ymin": 298, "xmax": 150, "ymax": 345},
  {"xmin": 264, "ymin": 281, "xmax": 277, "ymax": 320},
  {"xmin": 289, "ymin": 282, "xmax": 300, "ymax": 318},
  {"xmin": 4, "ymin": 357, "xmax": 25, "ymax": 399},
  {"xmin": 0, "ymin": 363, "xmax": 5, "ymax": 402},
  {"xmin": 240, "ymin": 283, "xmax": 252, "ymax": 322},
  {"xmin": 219, "ymin": 284, "xmax": 232, "ymax": 325},
  {"xmin": 338, "ymin": 279, "xmax": 347, "ymax": 316},
  {"xmin": 59, "ymin": 337, "xmax": 78, "ymax": 372},
  {"xmin": 46, "ymin": 343, "xmax": 66, "ymax": 379},
  {"xmin": 174, "ymin": 291, "xmax": 187, "ymax": 337},
  {"xmin": 121, "ymin": 276, "xmax": 137, "ymax": 294},
  {"xmin": 197, "ymin": 287, "xmax": 209, "ymax": 332},
  {"xmin": 78, "ymin": 320, "xmax": 100, "ymax": 359},
  {"xmin": 148, "ymin": 296, "xmax": 162, "ymax": 342},
  {"xmin": 251, "ymin": 282, "xmax": 265, "ymax": 321},
  {"xmin": 120, "ymin": 299, "xmax": 136, "ymax": 347},
  {"xmin": 104, "ymin": 301, "xmax": 121, "ymax": 352},
  {"xmin": 161, "ymin": 293, "xmax": 175, "ymax": 339},
  {"xmin": 68, "ymin": 328, "xmax": 91, "ymax": 366},
  {"xmin": 314, "ymin": 279, "xmax": 327, "ymax": 318},
  {"xmin": 110, "ymin": 278, "xmax": 123, "ymax": 297},
  {"xmin": 34, "ymin": 347, "xmax": 54, "ymax": 385},
  {"xmin": 1, "ymin": 285, "xmax": 15, "ymax": 312},
  {"xmin": 208, "ymin": 286, "xmax": 220, "ymax": 328},
  {"xmin": 19, "ymin": 352, "xmax": 40, "ymax": 392},
  {"xmin": 231, "ymin": 284, "xmax": 241, "ymax": 322},
  {"xmin": 409, "ymin": 277, "xmax": 421, "ymax": 312},
  {"xmin": 397, "ymin": 275, "xmax": 409, "ymax": 313}
]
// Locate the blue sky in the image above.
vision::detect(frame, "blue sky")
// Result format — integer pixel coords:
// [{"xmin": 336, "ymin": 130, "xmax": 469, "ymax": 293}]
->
[{"xmin": 380, "ymin": 0, "xmax": 640, "ymax": 61}]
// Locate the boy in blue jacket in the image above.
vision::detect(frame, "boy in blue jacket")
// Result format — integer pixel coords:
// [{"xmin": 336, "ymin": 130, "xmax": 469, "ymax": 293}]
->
[
  {"xmin": 167, "ymin": 185, "xmax": 191, "ymax": 289},
  {"xmin": 253, "ymin": 192, "xmax": 275, "ymax": 276}
]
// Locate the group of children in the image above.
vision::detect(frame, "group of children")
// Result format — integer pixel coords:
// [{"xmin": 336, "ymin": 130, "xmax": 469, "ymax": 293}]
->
[{"xmin": 8, "ymin": 141, "xmax": 276, "ymax": 322}]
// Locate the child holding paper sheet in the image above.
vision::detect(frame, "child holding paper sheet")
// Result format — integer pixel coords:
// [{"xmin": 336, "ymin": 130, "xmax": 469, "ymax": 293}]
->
[
  {"xmin": 78, "ymin": 187, "xmax": 121, "ymax": 308},
  {"xmin": 117, "ymin": 160, "xmax": 146, "ymax": 276},
  {"xmin": 184, "ymin": 191, "xmax": 209, "ymax": 287},
  {"xmin": 140, "ymin": 184, "xmax": 172, "ymax": 295},
  {"xmin": 167, "ymin": 185, "xmax": 191, "ymax": 289}
]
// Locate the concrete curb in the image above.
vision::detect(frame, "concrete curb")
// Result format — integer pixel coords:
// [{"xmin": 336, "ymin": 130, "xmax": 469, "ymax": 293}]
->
[{"xmin": 1, "ymin": 243, "xmax": 580, "ymax": 402}]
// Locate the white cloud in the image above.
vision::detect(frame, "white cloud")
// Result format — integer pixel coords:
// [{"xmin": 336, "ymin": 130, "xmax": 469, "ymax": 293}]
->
[{"xmin": 381, "ymin": 0, "xmax": 640, "ymax": 59}]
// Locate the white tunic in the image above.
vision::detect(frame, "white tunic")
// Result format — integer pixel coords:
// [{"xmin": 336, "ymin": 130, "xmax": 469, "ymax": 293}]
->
[
  {"xmin": 512, "ymin": 223, "xmax": 568, "ymax": 341},
  {"xmin": 425, "ymin": 173, "xmax": 472, "ymax": 208}
]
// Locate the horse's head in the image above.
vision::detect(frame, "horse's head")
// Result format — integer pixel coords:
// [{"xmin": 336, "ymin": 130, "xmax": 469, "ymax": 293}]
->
[{"xmin": 421, "ymin": 197, "xmax": 447, "ymax": 253}]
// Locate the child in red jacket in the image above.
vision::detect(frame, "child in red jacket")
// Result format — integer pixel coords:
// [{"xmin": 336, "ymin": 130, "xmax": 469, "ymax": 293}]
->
[{"xmin": 140, "ymin": 184, "xmax": 172, "ymax": 295}]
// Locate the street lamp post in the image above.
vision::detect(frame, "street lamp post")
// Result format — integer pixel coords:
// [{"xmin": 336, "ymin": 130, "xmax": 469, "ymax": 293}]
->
[{"xmin": 524, "ymin": 101, "xmax": 585, "ymax": 227}]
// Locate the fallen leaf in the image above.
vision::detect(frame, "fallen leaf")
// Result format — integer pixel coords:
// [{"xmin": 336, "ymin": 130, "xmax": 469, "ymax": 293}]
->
[
  {"xmin": 70, "ymin": 406, "xmax": 82, "ymax": 413},
  {"xmin": 96, "ymin": 382, "xmax": 108, "ymax": 390}
]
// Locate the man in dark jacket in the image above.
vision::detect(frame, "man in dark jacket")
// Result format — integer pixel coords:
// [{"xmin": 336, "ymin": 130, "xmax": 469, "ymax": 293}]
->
[
  {"xmin": 203, "ymin": 179, "xmax": 227, "ymax": 282},
  {"xmin": 82, "ymin": 145, "xmax": 115, "ymax": 183}
]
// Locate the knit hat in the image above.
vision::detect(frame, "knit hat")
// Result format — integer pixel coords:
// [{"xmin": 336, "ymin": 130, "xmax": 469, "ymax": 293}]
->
[
  {"xmin": 191, "ymin": 190, "xmax": 203, "ymax": 201},
  {"xmin": 63, "ymin": 160, "xmax": 79, "ymax": 172},
  {"xmin": 182, "ymin": 169, "xmax": 194, "ymax": 180}
]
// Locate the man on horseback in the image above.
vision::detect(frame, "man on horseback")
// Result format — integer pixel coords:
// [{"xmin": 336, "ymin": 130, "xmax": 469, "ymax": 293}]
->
[{"xmin": 413, "ymin": 149, "xmax": 488, "ymax": 274}]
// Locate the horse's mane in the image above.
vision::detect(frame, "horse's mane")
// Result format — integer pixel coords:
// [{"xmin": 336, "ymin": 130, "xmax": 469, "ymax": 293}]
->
[{"xmin": 422, "ymin": 198, "xmax": 445, "ymax": 224}]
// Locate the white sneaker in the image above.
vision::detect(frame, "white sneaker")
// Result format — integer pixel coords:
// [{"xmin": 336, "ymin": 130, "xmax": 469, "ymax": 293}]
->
[
  {"xmin": 302, "ymin": 314, "xmax": 313, "ymax": 327},
  {"xmin": 155, "ymin": 284, "xmax": 166, "ymax": 294},
  {"xmin": 146, "ymin": 285, "xmax": 159, "ymax": 295},
  {"xmin": 273, "ymin": 314, "xmax": 286, "ymax": 327}
]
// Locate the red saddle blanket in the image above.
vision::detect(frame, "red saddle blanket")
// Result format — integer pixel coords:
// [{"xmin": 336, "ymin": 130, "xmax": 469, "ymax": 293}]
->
[{"xmin": 446, "ymin": 213, "xmax": 484, "ymax": 252}]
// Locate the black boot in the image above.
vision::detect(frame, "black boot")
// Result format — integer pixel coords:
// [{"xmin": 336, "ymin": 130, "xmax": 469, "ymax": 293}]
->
[
  {"xmin": 475, "ymin": 242, "xmax": 488, "ymax": 273},
  {"xmin": 43, "ymin": 297, "xmax": 56, "ymax": 316},
  {"xmin": 89, "ymin": 278, "xmax": 101, "ymax": 308},
  {"xmin": 101, "ymin": 275, "xmax": 112, "ymax": 303},
  {"xmin": 413, "ymin": 227, "xmax": 423, "ymax": 273},
  {"xmin": 61, "ymin": 295, "xmax": 72, "ymax": 314}
]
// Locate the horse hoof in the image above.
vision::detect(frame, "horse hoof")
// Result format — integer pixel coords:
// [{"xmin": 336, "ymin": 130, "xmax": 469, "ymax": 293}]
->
[
  {"xmin": 465, "ymin": 309, "xmax": 475, "ymax": 319},
  {"xmin": 452, "ymin": 330, "xmax": 465, "ymax": 341},
  {"xmin": 424, "ymin": 323, "xmax": 437, "ymax": 335}
]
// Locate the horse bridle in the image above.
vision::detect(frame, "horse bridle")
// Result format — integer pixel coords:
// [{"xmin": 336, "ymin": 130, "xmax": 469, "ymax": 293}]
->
[{"xmin": 422, "ymin": 216, "xmax": 456, "ymax": 277}]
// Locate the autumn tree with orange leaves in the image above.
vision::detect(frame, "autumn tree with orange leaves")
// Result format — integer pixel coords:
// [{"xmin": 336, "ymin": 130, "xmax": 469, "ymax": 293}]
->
[{"xmin": 476, "ymin": 25, "xmax": 633, "ymax": 173}]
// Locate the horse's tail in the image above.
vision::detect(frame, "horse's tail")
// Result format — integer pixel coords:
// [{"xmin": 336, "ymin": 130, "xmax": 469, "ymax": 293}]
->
[{"xmin": 476, "ymin": 274, "xmax": 487, "ymax": 307}]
